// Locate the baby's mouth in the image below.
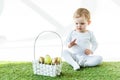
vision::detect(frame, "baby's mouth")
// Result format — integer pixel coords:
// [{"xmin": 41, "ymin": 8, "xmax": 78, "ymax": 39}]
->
[{"xmin": 78, "ymin": 28, "xmax": 82, "ymax": 30}]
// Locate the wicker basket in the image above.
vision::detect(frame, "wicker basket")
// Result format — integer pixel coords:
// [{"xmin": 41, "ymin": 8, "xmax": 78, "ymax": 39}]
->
[{"xmin": 32, "ymin": 31, "xmax": 63, "ymax": 77}]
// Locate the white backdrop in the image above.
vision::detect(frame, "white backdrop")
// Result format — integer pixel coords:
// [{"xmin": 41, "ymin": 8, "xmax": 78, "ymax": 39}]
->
[{"xmin": 0, "ymin": 0, "xmax": 120, "ymax": 61}]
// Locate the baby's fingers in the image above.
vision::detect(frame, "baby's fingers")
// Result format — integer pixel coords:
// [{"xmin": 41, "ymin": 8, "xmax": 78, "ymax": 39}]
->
[{"xmin": 73, "ymin": 39, "xmax": 76, "ymax": 42}]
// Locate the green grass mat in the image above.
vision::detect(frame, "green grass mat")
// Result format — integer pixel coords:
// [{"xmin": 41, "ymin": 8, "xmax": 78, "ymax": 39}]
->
[{"xmin": 0, "ymin": 61, "xmax": 120, "ymax": 80}]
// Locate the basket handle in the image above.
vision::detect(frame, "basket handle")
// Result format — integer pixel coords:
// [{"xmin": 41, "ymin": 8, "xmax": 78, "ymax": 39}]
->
[{"xmin": 34, "ymin": 31, "xmax": 63, "ymax": 60}]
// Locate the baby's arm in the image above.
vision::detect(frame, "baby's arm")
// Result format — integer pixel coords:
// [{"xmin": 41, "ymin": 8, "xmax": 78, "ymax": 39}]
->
[
  {"xmin": 65, "ymin": 31, "xmax": 77, "ymax": 48},
  {"xmin": 90, "ymin": 32, "xmax": 98, "ymax": 53}
]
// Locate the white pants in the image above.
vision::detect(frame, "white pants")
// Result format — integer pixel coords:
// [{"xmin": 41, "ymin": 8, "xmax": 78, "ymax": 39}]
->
[{"xmin": 62, "ymin": 50, "xmax": 103, "ymax": 68}]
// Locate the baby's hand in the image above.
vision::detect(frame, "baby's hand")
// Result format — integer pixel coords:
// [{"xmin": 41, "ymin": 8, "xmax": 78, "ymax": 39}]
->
[
  {"xmin": 68, "ymin": 39, "xmax": 77, "ymax": 48},
  {"xmin": 84, "ymin": 49, "xmax": 93, "ymax": 55}
]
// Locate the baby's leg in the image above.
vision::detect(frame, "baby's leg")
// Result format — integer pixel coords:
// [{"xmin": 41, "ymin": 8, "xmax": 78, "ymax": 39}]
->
[
  {"xmin": 84, "ymin": 55, "xmax": 103, "ymax": 67},
  {"xmin": 62, "ymin": 50, "xmax": 80, "ymax": 70}
]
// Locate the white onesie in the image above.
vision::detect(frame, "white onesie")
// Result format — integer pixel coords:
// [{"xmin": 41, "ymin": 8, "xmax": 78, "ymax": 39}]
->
[
  {"xmin": 62, "ymin": 30, "xmax": 102, "ymax": 69},
  {"xmin": 65, "ymin": 30, "xmax": 97, "ymax": 55}
]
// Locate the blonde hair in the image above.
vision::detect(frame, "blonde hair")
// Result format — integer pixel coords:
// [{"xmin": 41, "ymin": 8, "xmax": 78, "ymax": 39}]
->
[{"xmin": 73, "ymin": 8, "xmax": 90, "ymax": 21}]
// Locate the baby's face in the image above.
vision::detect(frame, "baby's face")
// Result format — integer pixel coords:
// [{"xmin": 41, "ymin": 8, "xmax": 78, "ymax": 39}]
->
[{"xmin": 74, "ymin": 16, "xmax": 90, "ymax": 32}]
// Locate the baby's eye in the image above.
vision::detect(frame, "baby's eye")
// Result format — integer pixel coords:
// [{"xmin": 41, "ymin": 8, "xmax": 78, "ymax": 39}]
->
[
  {"xmin": 81, "ymin": 23, "xmax": 85, "ymax": 25},
  {"xmin": 75, "ymin": 23, "xmax": 78, "ymax": 25}
]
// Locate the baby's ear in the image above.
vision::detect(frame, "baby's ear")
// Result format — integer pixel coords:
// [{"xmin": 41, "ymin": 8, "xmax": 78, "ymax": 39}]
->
[{"xmin": 88, "ymin": 20, "xmax": 91, "ymax": 25}]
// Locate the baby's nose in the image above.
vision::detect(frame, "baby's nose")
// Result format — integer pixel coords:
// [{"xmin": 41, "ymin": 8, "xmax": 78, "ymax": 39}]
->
[
  {"xmin": 78, "ymin": 24, "xmax": 81, "ymax": 26},
  {"xmin": 77, "ymin": 25, "xmax": 81, "ymax": 28}
]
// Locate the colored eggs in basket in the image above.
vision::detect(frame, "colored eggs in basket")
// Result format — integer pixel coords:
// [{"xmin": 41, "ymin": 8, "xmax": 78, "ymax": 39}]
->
[
  {"xmin": 39, "ymin": 55, "xmax": 62, "ymax": 65},
  {"xmin": 52, "ymin": 57, "xmax": 58, "ymax": 64},
  {"xmin": 44, "ymin": 55, "xmax": 52, "ymax": 64},
  {"xmin": 52, "ymin": 57, "xmax": 62, "ymax": 65},
  {"xmin": 57, "ymin": 57, "xmax": 62, "ymax": 63},
  {"xmin": 39, "ymin": 55, "xmax": 52, "ymax": 64},
  {"xmin": 39, "ymin": 57, "xmax": 44, "ymax": 63}
]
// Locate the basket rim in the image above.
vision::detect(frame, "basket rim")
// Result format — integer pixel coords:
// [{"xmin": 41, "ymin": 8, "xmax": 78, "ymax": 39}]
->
[{"xmin": 33, "ymin": 31, "xmax": 63, "ymax": 60}]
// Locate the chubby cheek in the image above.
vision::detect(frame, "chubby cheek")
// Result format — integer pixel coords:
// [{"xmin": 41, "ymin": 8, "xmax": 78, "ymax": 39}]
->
[{"xmin": 82, "ymin": 25, "xmax": 86, "ymax": 29}]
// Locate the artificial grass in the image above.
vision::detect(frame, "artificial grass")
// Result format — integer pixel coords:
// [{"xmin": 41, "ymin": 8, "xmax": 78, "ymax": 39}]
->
[{"xmin": 0, "ymin": 61, "xmax": 120, "ymax": 80}]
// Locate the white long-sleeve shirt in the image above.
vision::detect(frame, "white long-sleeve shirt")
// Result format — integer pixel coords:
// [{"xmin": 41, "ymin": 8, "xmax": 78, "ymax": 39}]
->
[{"xmin": 65, "ymin": 30, "xmax": 98, "ymax": 55}]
